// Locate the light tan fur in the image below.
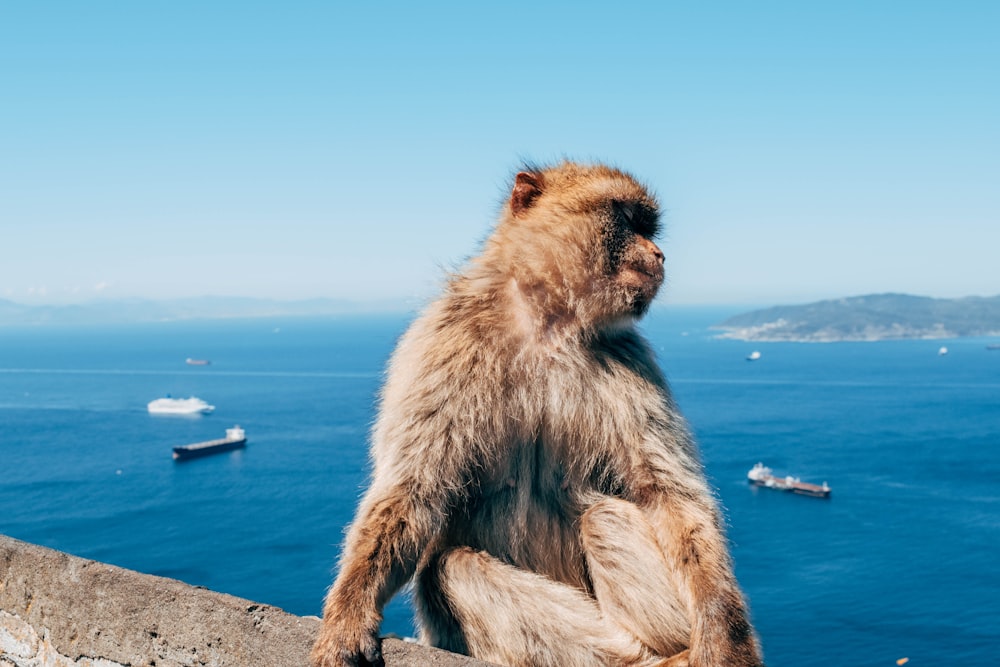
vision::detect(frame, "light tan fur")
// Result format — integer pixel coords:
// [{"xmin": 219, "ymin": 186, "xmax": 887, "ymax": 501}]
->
[{"xmin": 311, "ymin": 161, "xmax": 762, "ymax": 667}]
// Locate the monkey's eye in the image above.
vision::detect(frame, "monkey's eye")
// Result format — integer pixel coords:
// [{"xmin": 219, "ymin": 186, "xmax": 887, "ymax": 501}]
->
[
  {"xmin": 612, "ymin": 200, "xmax": 658, "ymax": 238},
  {"xmin": 612, "ymin": 200, "xmax": 635, "ymax": 224}
]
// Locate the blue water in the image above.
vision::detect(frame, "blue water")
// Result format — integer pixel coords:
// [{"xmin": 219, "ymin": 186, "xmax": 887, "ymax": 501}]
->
[{"xmin": 1, "ymin": 310, "xmax": 997, "ymax": 666}]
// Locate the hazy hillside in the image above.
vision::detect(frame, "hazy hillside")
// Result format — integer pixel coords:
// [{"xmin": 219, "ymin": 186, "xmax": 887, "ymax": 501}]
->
[
  {"xmin": 0, "ymin": 296, "xmax": 413, "ymax": 327},
  {"xmin": 714, "ymin": 293, "xmax": 1000, "ymax": 342}
]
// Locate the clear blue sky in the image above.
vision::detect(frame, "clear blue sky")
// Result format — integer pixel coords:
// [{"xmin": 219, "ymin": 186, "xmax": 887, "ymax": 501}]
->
[{"xmin": 2, "ymin": 1, "xmax": 997, "ymax": 307}]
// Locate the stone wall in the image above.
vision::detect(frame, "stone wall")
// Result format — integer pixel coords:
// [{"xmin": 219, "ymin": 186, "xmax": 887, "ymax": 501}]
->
[{"xmin": 0, "ymin": 534, "xmax": 493, "ymax": 667}]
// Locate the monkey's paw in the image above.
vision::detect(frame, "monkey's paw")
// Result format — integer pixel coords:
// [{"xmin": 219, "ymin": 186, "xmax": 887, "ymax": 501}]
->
[{"xmin": 310, "ymin": 622, "xmax": 384, "ymax": 667}]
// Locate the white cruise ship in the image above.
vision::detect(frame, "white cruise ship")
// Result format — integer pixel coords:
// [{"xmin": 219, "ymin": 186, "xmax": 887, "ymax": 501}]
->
[{"xmin": 147, "ymin": 396, "xmax": 215, "ymax": 415}]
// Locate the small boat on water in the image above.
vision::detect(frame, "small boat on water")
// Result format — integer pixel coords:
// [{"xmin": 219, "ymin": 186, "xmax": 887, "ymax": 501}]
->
[
  {"xmin": 147, "ymin": 396, "xmax": 215, "ymax": 415},
  {"xmin": 938, "ymin": 346, "xmax": 949, "ymax": 356},
  {"xmin": 747, "ymin": 463, "xmax": 831, "ymax": 498},
  {"xmin": 173, "ymin": 426, "xmax": 247, "ymax": 461},
  {"xmin": 746, "ymin": 351, "xmax": 761, "ymax": 361},
  {"xmin": 185, "ymin": 358, "xmax": 211, "ymax": 366}
]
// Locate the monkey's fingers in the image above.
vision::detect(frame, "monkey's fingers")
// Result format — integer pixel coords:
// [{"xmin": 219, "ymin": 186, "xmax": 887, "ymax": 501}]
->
[
  {"xmin": 310, "ymin": 627, "xmax": 383, "ymax": 667},
  {"xmin": 360, "ymin": 635, "xmax": 385, "ymax": 667},
  {"xmin": 313, "ymin": 646, "xmax": 382, "ymax": 667}
]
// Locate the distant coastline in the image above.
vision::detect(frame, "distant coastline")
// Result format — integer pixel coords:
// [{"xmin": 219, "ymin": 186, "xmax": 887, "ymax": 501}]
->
[
  {"xmin": 5, "ymin": 293, "xmax": 1000, "ymax": 341},
  {"xmin": 0, "ymin": 296, "xmax": 416, "ymax": 327},
  {"xmin": 713, "ymin": 293, "xmax": 1000, "ymax": 342}
]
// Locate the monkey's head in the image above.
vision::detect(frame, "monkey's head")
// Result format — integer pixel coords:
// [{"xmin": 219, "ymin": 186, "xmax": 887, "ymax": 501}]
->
[{"xmin": 483, "ymin": 161, "xmax": 664, "ymax": 331}]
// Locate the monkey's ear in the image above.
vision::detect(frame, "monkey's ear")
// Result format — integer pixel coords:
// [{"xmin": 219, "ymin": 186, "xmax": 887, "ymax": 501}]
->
[{"xmin": 510, "ymin": 172, "xmax": 544, "ymax": 217}]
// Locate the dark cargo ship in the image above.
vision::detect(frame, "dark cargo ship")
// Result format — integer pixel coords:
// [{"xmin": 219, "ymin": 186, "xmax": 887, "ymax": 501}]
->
[
  {"xmin": 172, "ymin": 426, "xmax": 246, "ymax": 461},
  {"xmin": 747, "ymin": 462, "xmax": 831, "ymax": 498}
]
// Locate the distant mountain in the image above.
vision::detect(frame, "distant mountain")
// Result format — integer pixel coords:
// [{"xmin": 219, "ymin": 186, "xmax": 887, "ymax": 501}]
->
[
  {"xmin": 0, "ymin": 296, "xmax": 414, "ymax": 327},
  {"xmin": 714, "ymin": 294, "xmax": 1000, "ymax": 342}
]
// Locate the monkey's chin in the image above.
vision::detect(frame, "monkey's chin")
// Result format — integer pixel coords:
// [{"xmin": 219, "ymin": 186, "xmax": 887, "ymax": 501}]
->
[
  {"xmin": 601, "ymin": 291, "xmax": 656, "ymax": 327},
  {"xmin": 616, "ymin": 275, "xmax": 661, "ymax": 318}
]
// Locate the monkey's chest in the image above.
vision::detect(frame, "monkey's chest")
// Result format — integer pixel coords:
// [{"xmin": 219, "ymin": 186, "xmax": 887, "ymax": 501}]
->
[{"xmin": 455, "ymin": 442, "xmax": 592, "ymax": 588}]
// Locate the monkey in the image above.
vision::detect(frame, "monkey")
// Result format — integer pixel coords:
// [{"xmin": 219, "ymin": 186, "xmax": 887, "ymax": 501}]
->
[{"xmin": 311, "ymin": 161, "xmax": 762, "ymax": 667}]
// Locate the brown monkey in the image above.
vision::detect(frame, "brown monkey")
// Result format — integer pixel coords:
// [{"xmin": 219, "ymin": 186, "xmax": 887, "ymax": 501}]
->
[{"xmin": 311, "ymin": 161, "xmax": 762, "ymax": 667}]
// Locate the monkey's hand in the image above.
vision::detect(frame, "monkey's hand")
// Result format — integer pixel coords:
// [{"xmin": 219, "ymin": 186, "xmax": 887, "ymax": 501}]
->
[{"xmin": 310, "ymin": 616, "xmax": 384, "ymax": 667}]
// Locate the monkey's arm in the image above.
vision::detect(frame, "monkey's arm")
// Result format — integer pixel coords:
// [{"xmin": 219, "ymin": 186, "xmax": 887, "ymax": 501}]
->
[
  {"xmin": 312, "ymin": 327, "xmax": 483, "ymax": 667},
  {"xmin": 312, "ymin": 476, "xmax": 446, "ymax": 667},
  {"xmin": 315, "ymin": 421, "xmax": 470, "ymax": 663}
]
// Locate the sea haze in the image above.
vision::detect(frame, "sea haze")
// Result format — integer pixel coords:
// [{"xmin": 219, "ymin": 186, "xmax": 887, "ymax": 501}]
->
[{"xmin": 1, "ymin": 309, "xmax": 998, "ymax": 666}]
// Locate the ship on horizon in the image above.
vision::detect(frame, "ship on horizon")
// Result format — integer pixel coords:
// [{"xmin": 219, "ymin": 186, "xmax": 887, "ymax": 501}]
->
[
  {"xmin": 172, "ymin": 426, "xmax": 247, "ymax": 461},
  {"xmin": 147, "ymin": 396, "xmax": 215, "ymax": 415},
  {"xmin": 748, "ymin": 462, "xmax": 831, "ymax": 498}
]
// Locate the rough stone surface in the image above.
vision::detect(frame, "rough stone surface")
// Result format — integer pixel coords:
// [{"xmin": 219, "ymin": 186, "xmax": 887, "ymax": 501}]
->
[{"xmin": 0, "ymin": 534, "xmax": 495, "ymax": 667}]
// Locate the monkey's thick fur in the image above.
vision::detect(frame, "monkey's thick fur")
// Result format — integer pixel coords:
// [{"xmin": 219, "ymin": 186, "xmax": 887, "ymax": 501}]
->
[{"xmin": 312, "ymin": 162, "xmax": 762, "ymax": 667}]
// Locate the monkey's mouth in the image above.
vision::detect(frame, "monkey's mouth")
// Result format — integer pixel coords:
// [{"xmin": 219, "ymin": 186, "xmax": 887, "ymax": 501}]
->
[{"xmin": 625, "ymin": 265, "xmax": 664, "ymax": 282}]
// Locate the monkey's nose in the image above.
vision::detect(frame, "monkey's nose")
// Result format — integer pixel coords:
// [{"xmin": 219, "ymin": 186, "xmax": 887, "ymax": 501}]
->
[{"xmin": 641, "ymin": 237, "xmax": 664, "ymax": 263}]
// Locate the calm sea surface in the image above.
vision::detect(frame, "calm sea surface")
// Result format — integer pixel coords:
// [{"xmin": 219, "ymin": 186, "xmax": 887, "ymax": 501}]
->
[{"xmin": 1, "ymin": 309, "xmax": 997, "ymax": 666}]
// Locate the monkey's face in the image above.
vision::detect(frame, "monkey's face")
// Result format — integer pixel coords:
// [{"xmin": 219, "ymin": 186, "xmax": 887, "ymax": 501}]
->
[
  {"xmin": 499, "ymin": 163, "xmax": 665, "ymax": 325},
  {"xmin": 600, "ymin": 198, "xmax": 665, "ymax": 316}
]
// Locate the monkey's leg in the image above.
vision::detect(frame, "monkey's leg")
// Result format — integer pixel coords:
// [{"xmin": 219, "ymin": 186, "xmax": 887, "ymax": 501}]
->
[
  {"xmin": 580, "ymin": 497, "xmax": 691, "ymax": 658},
  {"xmin": 416, "ymin": 546, "xmax": 661, "ymax": 667},
  {"xmin": 643, "ymin": 497, "xmax": 763, "ymax": 666}
]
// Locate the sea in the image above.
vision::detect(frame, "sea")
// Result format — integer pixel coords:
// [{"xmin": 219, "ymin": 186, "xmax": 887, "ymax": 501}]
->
[{"xmin": 1, "ymin": 308, "xmax": 997, "ymax": 667}]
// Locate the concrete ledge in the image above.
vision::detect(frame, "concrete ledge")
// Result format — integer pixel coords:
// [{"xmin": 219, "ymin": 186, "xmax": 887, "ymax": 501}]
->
[{"xmin": 0, "ymin": 534, "xmax": 493, "ymax": 667}]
